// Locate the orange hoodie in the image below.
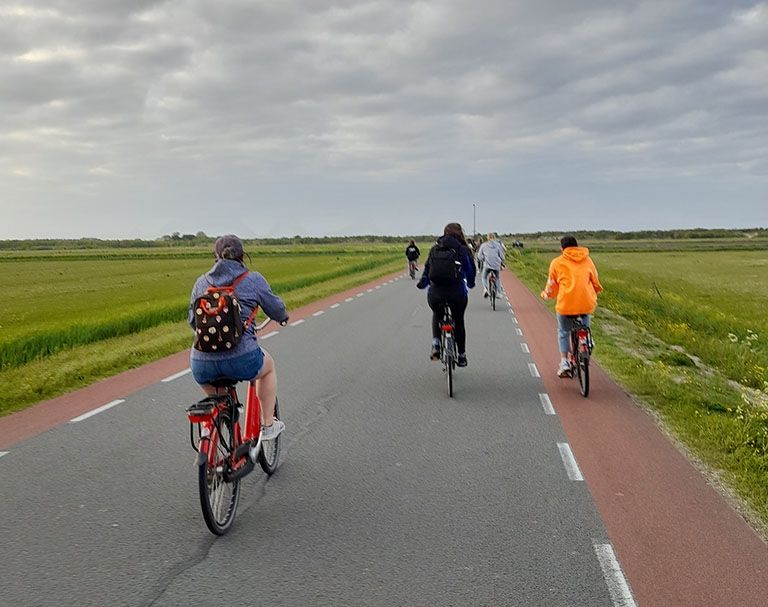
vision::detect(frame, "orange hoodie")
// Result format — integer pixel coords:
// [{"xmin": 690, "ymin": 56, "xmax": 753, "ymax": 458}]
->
[{"xmin": 541, "ymin": 247, "xmax": 603, "ymax": 315}]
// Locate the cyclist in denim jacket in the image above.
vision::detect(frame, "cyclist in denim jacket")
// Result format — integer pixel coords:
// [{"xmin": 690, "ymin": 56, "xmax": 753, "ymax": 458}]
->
[{"xmin": 189, "ymin": 235, "xmax": 289, "ymax": 441}]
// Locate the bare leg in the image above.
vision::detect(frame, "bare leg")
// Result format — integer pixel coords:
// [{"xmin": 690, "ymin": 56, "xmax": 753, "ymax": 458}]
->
[{"xmin": 252, "ymin": 350, "xmax": 278, "ymax": 427}]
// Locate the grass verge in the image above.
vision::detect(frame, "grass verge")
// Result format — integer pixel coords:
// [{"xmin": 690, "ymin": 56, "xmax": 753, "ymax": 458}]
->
[
  {"xmin": 0, "ymin": 258, "xmax": 402, "ymax": 416},
  {"xmin": 507, "ymin": 248, "xmax": 768, "ymax": 535}
]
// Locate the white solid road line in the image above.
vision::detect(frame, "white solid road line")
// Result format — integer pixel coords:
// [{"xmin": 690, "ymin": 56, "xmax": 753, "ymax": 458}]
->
[
  {"xmin": 70, "ymin": 399, "xmax": 126, "ymax": 423},
  {"xmin": 330, "ymin": 303, "xmax": 341, "ymax": 309},
  {"xmin": 312, "ymin": 310, "xmax": 325, "ymax": 317},
  {"xmin": 594, "ymin": 543, "xmax": 637, "ymax": 607},
  {"xmin": 161, "ymin": 368, "xmax": 191, "ymax": 383},
  {"xmin": 557, "ymin": 442, "xmax": 584, "ymax": 481},
  {"xmin": 261, "ymin": 331, "xmax": 279, "ymax": 339},
  {"xmin": 539, "ymin": 393, "xmax": 556, "ymax": 415},
  {"xmin": 290, "ymin": 319, "xmax": 306, "ymax": 326},
  {"xmin": 521, "ymin": 343, "xmax": 530, "ymax": 353},
  {"xmin": 528, "ymin": 363, "xmax": 540, "ymax": 378}
]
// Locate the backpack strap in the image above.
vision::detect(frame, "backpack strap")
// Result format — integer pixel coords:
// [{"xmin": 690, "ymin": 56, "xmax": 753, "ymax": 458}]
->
[
  {"xmin": 231, "ymin": 271, "xmax": 260, "ymax": 331},
  {"xmin": 243, "ymin": 306, "xmax": 259, "ymax": 331}
]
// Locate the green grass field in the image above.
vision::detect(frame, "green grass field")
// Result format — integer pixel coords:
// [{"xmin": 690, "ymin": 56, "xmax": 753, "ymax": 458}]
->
[
  {"xmin": 506, "ymin": 242, "xmax": 768, "ymax": 532},
  {"xmin": 0, "ymin": 245, "xmax": 407, "ymax": 414}
]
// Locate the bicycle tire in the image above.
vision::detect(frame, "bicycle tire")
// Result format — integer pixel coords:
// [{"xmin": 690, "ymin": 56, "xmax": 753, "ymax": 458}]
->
[
  {"xmin": 490, "ymin": 280, "xmax": 496, "ymax": 311},
  {"xmin": 198, "ymin": 412, "xmax": 241, "ymax": 535},
  {"xmin": 577, "ymin": 351, "xmax": 590, "ymax": 397},
  {"xmin": 258, "ymin": 397, "xmax": 282, "ymax": 475}
]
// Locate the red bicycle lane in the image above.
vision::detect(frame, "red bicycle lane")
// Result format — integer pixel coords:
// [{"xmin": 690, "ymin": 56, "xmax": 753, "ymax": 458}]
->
[{"xmin": 501, "ymin": 269, "xmax": 768, "ymax": 606}]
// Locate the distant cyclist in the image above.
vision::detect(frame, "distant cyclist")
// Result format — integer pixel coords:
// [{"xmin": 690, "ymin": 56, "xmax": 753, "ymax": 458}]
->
[
  {"xmin": 188, "ymin": 234, "xmax": 289, "ymax": 441},
  {"xmin": 405, "ymin": 240, "xmax": 421, "ymax": 277},
  {"xmin": 477, "ymin": 232, "xmax": 506, "ymax": 298},
  {"xmin": 417, "ymin": 223, "xmax": 476, "ymax": 366},
  {"xmin": 540, "ymin": 235, "xmax": 603, "ymax": 378}
]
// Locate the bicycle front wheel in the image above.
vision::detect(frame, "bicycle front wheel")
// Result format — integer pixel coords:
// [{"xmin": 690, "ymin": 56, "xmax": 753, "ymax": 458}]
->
[
  {"xmin": 259, "ymin": 397, "xmax": 282, "ymax": 475},
  {"xmin": 577, "ymin": 352, "xmax": 590, "ymax": 397},
  {"xmin": 199, "ymin": 412, "xmax": 241, "ymax": 535}
]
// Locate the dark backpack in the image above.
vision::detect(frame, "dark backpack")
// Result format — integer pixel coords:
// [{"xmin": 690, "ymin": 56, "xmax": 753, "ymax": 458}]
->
[
  {"xmin": 192, "ymin": 272, "xmax": 258, "ymax": 352},
  {"xmin": 428, "ymin": 245, "xmax": 462, "ymax": 286}
]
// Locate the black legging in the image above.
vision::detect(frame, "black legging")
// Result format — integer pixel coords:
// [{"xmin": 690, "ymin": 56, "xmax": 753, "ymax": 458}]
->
[{"xmin": 428, "ymin": 288, "xmax": 468, "ymax": 353}]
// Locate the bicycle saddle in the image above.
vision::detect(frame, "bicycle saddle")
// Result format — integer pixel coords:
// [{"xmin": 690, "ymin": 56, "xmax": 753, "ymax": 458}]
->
[{"xmin": 208, "ymin": 377, "xmax": 239, "ymax": 388}]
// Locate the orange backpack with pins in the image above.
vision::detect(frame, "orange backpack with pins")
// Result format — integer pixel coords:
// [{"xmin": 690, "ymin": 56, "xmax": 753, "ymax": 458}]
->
[{"xmin": 192, "ymin": 272, "xmax": 258, "ymax": 352}]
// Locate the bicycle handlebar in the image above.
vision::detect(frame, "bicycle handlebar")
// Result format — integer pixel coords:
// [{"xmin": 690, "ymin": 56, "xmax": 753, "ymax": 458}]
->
[{"xmin": 256, "ymin": 316, "xmax": 289, "ymax": 331}]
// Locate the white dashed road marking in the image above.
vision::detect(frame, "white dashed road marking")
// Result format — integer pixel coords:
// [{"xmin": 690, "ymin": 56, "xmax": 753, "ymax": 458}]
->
[
  {"xmin": 557, "ymin": 443, "xmax": 584, "ymax": 481},
  {"xmin": 261, "ymin": 331, "xmax": 279, "ymax": 340},
  {"xmin": 521, "ymin": 343, "xmax": 530, "ymax": 353},
  {"xmin": 345, "ymin": 297, "xmax": 354, "ymax": 302},
  {"xmin": 161, "ymin": 368, "xmax": 191, "ymax": 383},
  {"xmin": 594, "ymin": 544, "xmax": 637, "ymax": 607},
  {"xmin": 516, "ymin": 328, "xmax": 523, "ymax": 336},
  {"xmin": 0, "ymin": 451, "xmax": 8, "ymax": 459},
  {"xmin": 312, "ymin": 310, "xmax": 325, "ymax": 317},
  {"xmin": 528, "ymin": 363, "xmax": 540, "ymax": 378},
  {"xmin": 539, "ymin": 393, "xmax": 556, "ymax": 415},
  {"xmin": 330, "ymin": 303, "xmax": 340, "ymax": 309},
  {"xmin": 290, "ymin": 319, "xmax": 305, "ymax": 326},
  {"xmin": 70, "ymin": 399, "xmax": 126, "ymax": 423}
]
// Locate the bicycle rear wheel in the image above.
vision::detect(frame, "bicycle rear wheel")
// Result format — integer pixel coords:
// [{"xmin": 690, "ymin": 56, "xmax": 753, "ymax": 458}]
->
[
  {"xmin": 490, "ymin": 280, "xmax": 496, "ymax": 311},
  {"xmin": 199, "ymin": 412, "xmax": 241, "ymax": 535},
  {"xmin": 259, "ymin": 397, "xmax": 283, "ymax": 475},
  {"xmin": 577, "ymin": 352, "xmax": 590, "ymax": 397}
]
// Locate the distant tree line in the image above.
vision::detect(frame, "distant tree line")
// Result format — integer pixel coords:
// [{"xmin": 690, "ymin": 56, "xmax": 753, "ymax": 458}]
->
[
  {"xmin": 1, "ymin": 228, "xmax": 765, "ymax": 250},
  {"xmin": 502, "ymin": 228, "xmax": 767, "ymax": 241}
]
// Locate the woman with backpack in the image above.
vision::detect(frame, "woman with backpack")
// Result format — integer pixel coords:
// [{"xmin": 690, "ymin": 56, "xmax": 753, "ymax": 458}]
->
[
  {"xmin": 188, "ymin": 234, "xmax": 289, "ymax": 442},
  {"xmin": 417, "ymin": 223, "xmax": 477, "ymax": 366}
]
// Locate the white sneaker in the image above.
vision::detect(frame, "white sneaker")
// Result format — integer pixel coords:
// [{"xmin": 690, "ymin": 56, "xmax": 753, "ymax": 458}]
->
[
  {"xmin": 261, "ymin": 419, "xmax": 285, "ymax": 441},
  {"xmin": 557, "ymin": 360, "xmax": 572, "ymax": 378}
]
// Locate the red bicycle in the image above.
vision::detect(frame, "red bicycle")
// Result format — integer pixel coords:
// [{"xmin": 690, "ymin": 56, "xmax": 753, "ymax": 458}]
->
[{"xmin": 185, "ymin": 318, "xmax": 282, "ymax": 535}]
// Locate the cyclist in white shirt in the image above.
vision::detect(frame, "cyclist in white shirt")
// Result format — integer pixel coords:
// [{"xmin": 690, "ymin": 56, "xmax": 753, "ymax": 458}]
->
[{"xmin": 477, "ymin": 233, "xmax": 506, "ymax": 298}]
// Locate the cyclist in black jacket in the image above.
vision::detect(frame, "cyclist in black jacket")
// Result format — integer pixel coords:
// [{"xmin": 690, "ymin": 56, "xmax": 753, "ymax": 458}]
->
[{"xmin": 417, "ymin": 223, "xmax": 476, "ymax": 366}]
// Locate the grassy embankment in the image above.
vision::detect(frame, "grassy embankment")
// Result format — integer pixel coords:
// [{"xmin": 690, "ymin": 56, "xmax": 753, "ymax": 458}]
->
[
  {"xmin": 507, "ymin": 241, "xmax": 768, "ymax": 531},
  {"xmin": 0, "ymin": 244, "xmax": 409, "ymax": 415}
]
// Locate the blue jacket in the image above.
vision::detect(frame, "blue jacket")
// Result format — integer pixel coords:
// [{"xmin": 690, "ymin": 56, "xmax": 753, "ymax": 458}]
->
[
  {"xmin": 417, "ymin": 235, "xmax": 476, "ymax": 294},
  {"xmin": 189, "ymin": 259, "xmax": 288, "ymax": 361}
]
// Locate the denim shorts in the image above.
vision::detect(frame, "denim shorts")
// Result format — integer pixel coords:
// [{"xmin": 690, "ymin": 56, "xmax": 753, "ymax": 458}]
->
[{"xmin": 190, "ymin": 347, "xmax": 265, "ymax": 385}]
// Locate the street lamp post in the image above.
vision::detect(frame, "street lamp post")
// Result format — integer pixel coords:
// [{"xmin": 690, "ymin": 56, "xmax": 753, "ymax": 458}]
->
[{"xmin": 473, "ymin": 203, "xmax": 477, "ymax": 237}]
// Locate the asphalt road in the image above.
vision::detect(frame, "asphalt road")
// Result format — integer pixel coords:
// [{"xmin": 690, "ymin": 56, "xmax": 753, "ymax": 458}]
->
[{"xmin": 1, "ymin": 274, "xmax": 627, "ymax": 606}]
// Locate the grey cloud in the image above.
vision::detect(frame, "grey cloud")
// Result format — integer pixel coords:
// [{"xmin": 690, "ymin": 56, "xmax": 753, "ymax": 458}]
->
[{"xmin": 1, "ymin": 0, "xmax": 766, "ymax": 238}]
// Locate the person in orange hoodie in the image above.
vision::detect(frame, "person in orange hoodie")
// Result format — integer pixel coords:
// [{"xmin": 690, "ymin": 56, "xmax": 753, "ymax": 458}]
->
[{"xmin": 541, "ymin": 235, "xmax": 603, "ymax": 377}]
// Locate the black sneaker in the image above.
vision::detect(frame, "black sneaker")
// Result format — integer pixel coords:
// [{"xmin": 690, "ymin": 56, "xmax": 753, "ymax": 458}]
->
[
  {"xmin": 430, "ymin": 345, "xmax": 441, "ymax": 361},
  {"xmin": 457, "ymin": 353, "xmax": 468, "ymax": 367}
]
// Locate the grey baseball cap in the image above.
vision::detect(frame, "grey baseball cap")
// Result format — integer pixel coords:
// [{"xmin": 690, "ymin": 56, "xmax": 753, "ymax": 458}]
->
[{"xmin": 214, "ymin": 234, "xmax": 244, "ymax": 260}]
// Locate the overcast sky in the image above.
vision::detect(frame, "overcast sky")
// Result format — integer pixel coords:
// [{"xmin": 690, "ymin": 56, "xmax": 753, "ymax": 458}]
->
[{"xmin": 1, "ymin": 0, "xmax": 766, "ymax": 239}]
